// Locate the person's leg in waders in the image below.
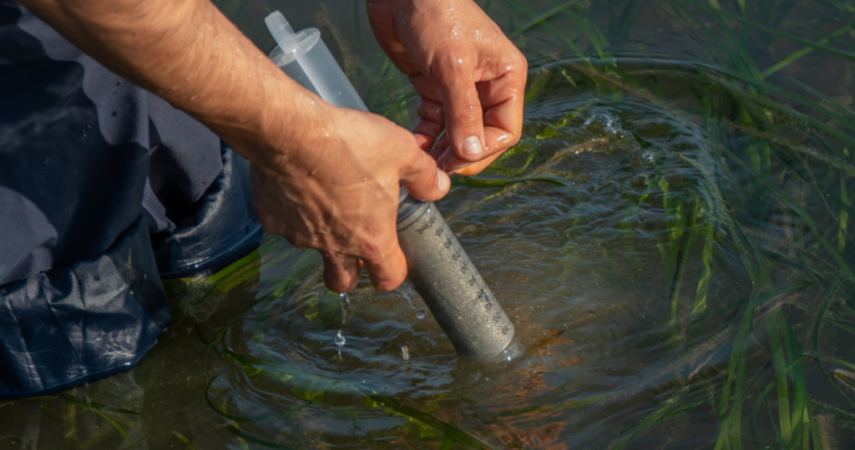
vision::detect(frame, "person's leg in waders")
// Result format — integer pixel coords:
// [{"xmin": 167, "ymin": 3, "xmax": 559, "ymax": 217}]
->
[{"xmin": 0, "ymin": 1, "xmax": 261, "ymax": 398}]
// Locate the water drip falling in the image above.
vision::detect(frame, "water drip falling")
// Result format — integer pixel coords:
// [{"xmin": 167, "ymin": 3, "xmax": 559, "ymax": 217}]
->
[
  {"xmin": 401, "ymin": 346, "xmax": 409, "ymax": 361},
  {"xmin": 335, "ymin": 329, "xmax": 346, "ymax": 356},
  {"xmin": 340, "ymin": 292, "xmax": 349, "ymax": 326},
  {"xmin": 396, "ymin": 281, "xmax": 417, "ymax": 311},
  {"xmin": 336, "ymin": 292, "xmax": 350, "ymax": 357}
]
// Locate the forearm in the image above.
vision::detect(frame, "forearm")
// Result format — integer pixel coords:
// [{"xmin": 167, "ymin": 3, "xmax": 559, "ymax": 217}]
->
[{"xmin": 19, "ymin": 0, "xmax": 330, "ymax": 172}]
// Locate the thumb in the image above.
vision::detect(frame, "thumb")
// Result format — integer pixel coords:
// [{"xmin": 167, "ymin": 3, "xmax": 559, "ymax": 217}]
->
[
  {"xmin": 437, "ymin": 63, "xmax": 485, "ymax": 165},
  {"xmin": 400, "ymin": 146, "xmax": 450, "ymax": 202}
]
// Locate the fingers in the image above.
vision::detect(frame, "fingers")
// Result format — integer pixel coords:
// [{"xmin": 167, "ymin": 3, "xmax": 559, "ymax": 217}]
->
[
  {"xmin": 438, "ymin": 120, "xmax": 520, "ymax": 173},
  {"xmin": 322, "ymin": 253, "xmax": 362, "ymax": 293},
  {"xmin": 322, "ymin": 244, "xmax": 410, "ymax": 293},
  {"xmin": 325, "ymin": 226, "xmax": 410, "ymax": 293},
  {"xmin": 437, "ymin": 55, "xmax": 527, "ymax": 174},
  {"xmin": 413, "ymin": 98, "xmax": 445, "ymax": 150},
  {"xmin": 435, "ymin": 60, "xmax": 487, "ymax": 167},
  {"xmin": 479, "ymin": 57, "xmax": 526, "ymax": 153},
  {"xmin": 399, "ymin": 144, "xmax": 450, "ymax": 202},
  {"xmin": 362, "ymin": 239, "xmax": 408, "ymax": 291},
  {"xmin": 409, "ymin": 52, "xmax": 526, "ymax": 174},
  {"xmin": 452, "ymin": 151, "xmax": 503, "ymax": 176}
]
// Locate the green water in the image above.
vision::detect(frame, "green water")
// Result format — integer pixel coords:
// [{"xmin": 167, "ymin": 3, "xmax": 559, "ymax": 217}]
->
[{"xmin": 3, "ymin": 0, "xmax": 855, "ymax": 448}]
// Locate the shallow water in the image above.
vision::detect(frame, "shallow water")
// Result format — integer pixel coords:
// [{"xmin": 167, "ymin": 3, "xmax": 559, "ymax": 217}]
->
[{"xmin": 3, "ymin": 0, "xmax": 855, "ymax": 449}]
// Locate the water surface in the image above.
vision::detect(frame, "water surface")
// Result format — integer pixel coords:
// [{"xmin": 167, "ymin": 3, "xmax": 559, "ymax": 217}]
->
[{"xmin": 3, "ymin": 1, "xmax": 855, "ymax": 449}]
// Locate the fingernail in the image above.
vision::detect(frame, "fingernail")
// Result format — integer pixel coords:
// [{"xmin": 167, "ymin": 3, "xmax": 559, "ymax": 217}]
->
[
  {"xmin": 462, "ymin": 136, "xmax": 482, "ymax": 156},
  {"xmin": 436, "ymin": 168, "xmax": 450, "ymax": 193}
]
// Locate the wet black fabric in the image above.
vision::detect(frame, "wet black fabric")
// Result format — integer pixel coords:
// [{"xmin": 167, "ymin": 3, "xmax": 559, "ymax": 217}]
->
[
  {"xmin": 151, "ymin": 148, "xmax": 261, "ymax": 278},
  {"xmin": 0, "ymin": 3, "xmax": 150, "ymax": 286},
  {"xmin": 0, "ymin": 2, "xmax": 262, "ymax": 396},
  {"xmin": 0, "ymin": 218, "xmax": 169, "ymax": 397},
  {"xmin": 144, "ymin": 96, "xmax": 223, "ymax": 238}
]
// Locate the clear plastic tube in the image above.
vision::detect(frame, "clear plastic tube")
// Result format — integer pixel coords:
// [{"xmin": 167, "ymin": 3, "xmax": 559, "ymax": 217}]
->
[{"xmin": 266, "ymin": 12, "xmax": 364, "ymax": 110}]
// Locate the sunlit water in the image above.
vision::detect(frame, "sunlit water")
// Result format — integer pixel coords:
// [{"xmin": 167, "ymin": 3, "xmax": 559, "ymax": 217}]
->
[{"xmin": 2, "ymin": 1, "xmax": 855, "ymax": 449}]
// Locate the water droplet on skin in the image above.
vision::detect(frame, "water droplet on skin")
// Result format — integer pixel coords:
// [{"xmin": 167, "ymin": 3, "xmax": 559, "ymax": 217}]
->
[
  {"xmin": 401, "ymin": 346, "xmax": 409, "ymax": 361},
  {"xmin": 416, "ymin": 308, "xmax": 426, "ymax": 319}
]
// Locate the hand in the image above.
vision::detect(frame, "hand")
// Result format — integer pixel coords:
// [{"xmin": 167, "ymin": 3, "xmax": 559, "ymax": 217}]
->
[
  {"xmin": 367, "ymin": 0, "xmax": 527, "ymax": 175},
  {"xmin": 250, "ymin": 103, "xmax": 450, "ymax": 293}
]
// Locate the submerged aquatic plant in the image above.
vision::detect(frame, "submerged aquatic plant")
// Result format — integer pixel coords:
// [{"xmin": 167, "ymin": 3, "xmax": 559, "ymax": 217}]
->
[
  {"xmin": 3, "ymin": 0, "xmax": 853, "ymax": 448},
  {"xmin": 479, "ymin": 0, "xmax": 855, "ymax": 448}
]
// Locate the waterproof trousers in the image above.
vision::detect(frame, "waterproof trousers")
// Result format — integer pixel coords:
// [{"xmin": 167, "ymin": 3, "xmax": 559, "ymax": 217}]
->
[{"xmin": 0, "ymin": 2, "xmax": 262, "ymax": 397}]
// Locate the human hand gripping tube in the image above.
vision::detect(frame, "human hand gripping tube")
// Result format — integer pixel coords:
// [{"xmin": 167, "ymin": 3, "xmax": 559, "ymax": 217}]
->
[{"xmin": 265, "ymin": 12, "xmax": 520, "ymax": 361}]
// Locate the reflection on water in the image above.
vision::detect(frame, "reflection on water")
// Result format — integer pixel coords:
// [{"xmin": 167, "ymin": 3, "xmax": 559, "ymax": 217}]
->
[{"xmin": 3, "ymin": 0, "xmax": 855, "ymax": 449}]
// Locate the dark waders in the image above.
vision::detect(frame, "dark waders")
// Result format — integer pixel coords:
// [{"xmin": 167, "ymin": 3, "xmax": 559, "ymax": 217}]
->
[{"xmin": 0, "ymin": 2, "xmax": 261, "ymax": 397}]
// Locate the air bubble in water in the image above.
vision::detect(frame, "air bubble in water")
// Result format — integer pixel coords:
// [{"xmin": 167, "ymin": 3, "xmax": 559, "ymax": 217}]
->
[{"xmin": 415, "ymin": 308, "xmax": 426, "ymax": 319}]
